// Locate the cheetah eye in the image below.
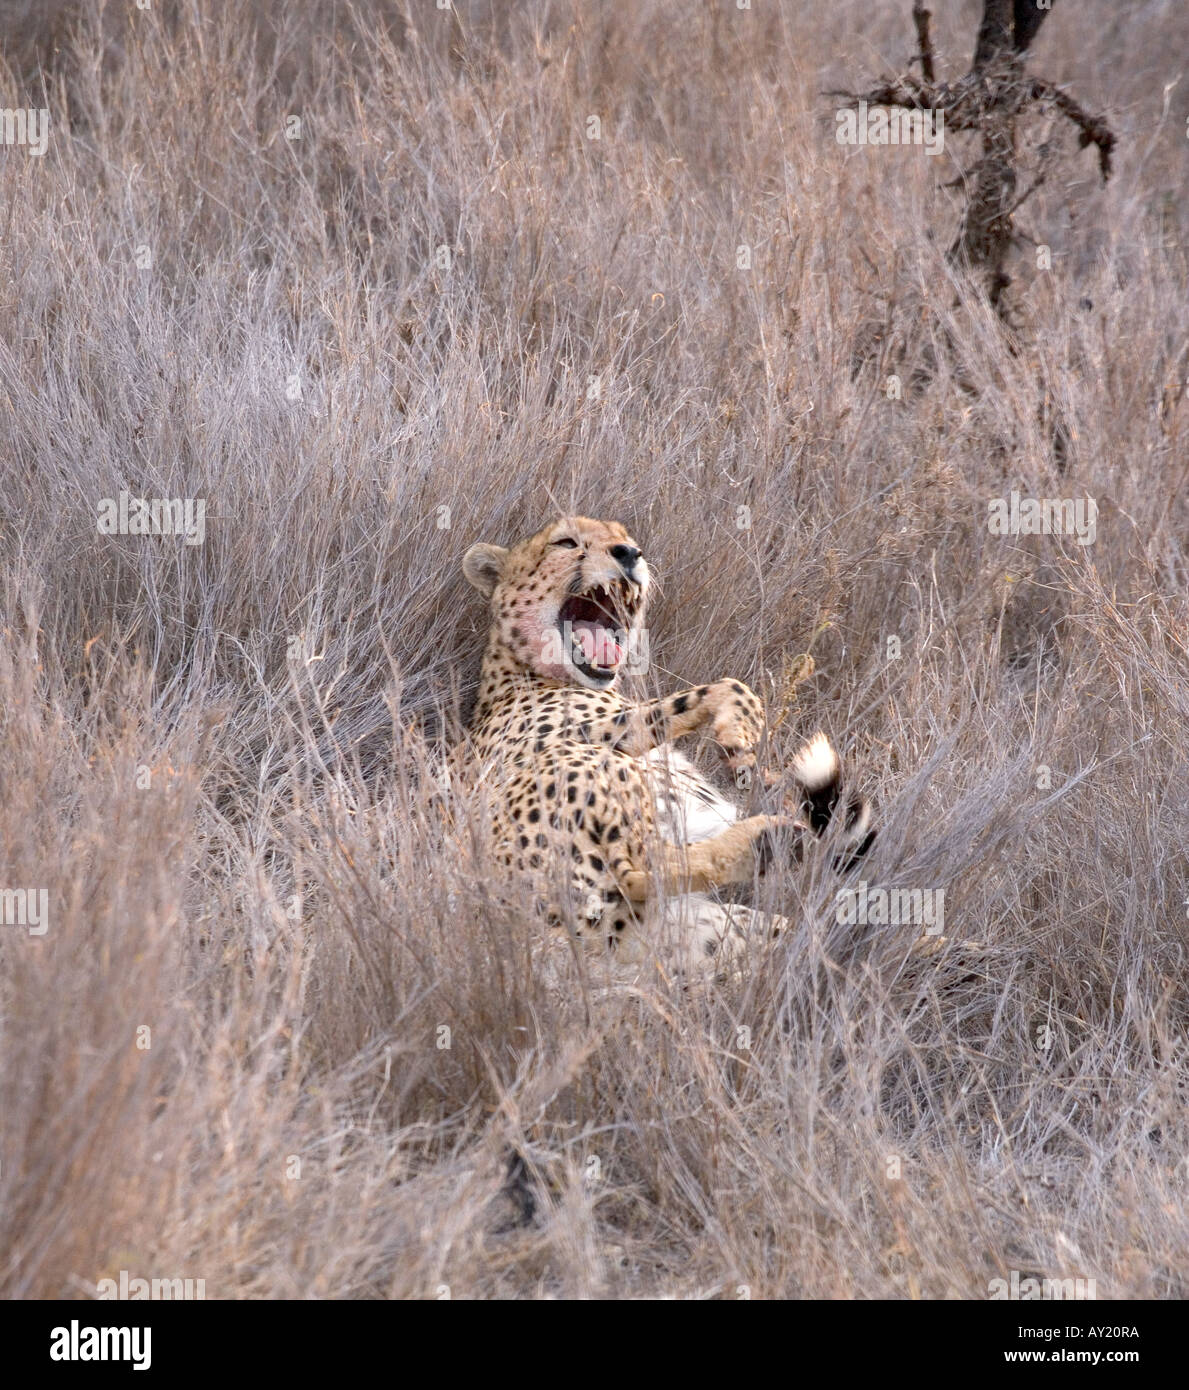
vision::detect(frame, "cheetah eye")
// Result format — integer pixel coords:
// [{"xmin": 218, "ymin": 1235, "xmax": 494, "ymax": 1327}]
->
[{"xmin": 551, "ymin": 537, "xmax": 579, "ymax": 549}]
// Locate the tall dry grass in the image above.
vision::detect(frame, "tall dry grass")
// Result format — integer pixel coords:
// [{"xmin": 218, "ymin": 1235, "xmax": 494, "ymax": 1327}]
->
[{"xmin": 0, "ymin": 0, "xmax": 1187, "ymax": 1298}]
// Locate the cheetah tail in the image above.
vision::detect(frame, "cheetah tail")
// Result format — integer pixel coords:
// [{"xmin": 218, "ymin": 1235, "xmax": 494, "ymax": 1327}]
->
[{"xmin": 789, "ymin": 732, "xmax": 876, "ymax": 869}]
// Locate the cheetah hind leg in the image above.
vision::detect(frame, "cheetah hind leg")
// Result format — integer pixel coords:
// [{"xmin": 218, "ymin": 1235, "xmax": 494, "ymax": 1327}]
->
[{"xmin": 654, "ymin": 893, "xmax": 792, "ymax": 976}]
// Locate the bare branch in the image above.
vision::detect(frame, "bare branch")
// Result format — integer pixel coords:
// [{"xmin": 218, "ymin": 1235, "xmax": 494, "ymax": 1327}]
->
[
  {"xmin": 1028, "ymin": 78, "xmax": 1116, "ymax": 181},
  {"xmin": 912, "ymin": 4, "xmax": 935, "ymax": 85},
  {"xmin": 972, "ymin": 0, "xmax": 1014, "ymax": 73},
  {"xmin": 1013, "ymin": 0, "xmax": 1056, "ymax": 55}
]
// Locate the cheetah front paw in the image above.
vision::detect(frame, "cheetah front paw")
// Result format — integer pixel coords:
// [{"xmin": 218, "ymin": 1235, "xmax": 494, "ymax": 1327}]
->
[{"xmin": 706, "ymin": 679, "xmax": 765, "ymax": 768}]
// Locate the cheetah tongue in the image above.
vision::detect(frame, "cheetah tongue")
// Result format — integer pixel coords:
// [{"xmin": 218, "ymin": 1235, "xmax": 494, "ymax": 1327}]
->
[{"xmin": 571, "ymin": 619, "xmax": 622, "ymax": 669}]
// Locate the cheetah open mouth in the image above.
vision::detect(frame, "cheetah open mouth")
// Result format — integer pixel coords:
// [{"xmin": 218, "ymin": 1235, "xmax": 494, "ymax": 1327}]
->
[{"xmin": 559, "ymin": 583, "xmax": 637, "ymax": 681}]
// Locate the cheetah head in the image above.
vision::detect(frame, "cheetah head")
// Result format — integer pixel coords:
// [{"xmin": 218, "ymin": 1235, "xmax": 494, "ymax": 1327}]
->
[{"xmin": 463, "ymin": 516, "xmax": 649, "ymax": 690}]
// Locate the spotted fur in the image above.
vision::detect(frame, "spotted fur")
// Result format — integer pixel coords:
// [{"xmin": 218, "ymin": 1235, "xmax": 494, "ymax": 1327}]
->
[{"xmin": 461, "ymin": 516, "xmax": 875, "ymax": 969}]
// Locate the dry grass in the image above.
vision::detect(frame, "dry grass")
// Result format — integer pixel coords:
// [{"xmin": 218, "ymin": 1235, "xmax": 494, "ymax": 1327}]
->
[{"xmin": 1, "ymin": 0, "xmax": 1187, "ymax": 1300}]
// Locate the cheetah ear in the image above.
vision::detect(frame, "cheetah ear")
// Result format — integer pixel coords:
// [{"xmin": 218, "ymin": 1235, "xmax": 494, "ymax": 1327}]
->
[{"xmin": 463, "ymin": 543, "xmax": 509, "ymax": 598}]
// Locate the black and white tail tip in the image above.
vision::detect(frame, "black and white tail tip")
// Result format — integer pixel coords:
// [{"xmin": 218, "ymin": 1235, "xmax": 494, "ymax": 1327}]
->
[{"xmin": 790, "ymin": 732, "xmax": 877, "ymax": 870}]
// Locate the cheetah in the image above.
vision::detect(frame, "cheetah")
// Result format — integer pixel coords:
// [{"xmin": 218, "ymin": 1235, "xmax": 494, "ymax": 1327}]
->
[{"xmin": 460, "ymin": 516, "xmax": 875, "ymax": 971}]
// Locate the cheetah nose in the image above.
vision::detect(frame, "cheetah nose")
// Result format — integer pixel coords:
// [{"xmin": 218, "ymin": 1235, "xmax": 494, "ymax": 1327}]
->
[{"xmin": 610, "ymin": 544, "xmax": 641, "ymax": 574}]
